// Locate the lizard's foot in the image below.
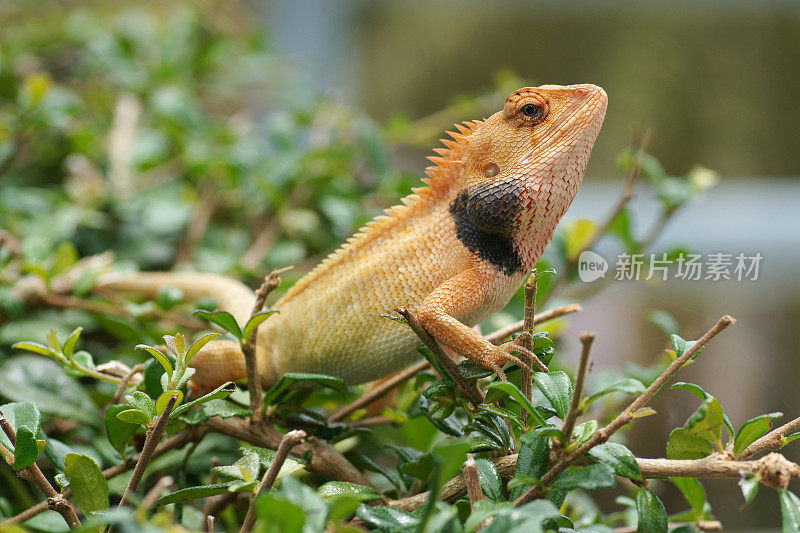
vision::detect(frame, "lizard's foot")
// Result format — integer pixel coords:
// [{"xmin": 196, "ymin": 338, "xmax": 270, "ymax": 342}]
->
[{"xmin": 480, "ymin": 333, "xmax": 539, "ymax": 381}]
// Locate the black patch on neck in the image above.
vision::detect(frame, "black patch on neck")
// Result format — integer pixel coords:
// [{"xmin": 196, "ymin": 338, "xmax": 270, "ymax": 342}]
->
[{"xmin": 449, "ymin": 179, "xmax": 527, "ymax": 276}]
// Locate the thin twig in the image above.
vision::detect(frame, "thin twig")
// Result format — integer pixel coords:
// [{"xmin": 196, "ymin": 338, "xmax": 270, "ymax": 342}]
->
[
  {"xmin": 520, "ymin": 273, "xmax": 537, "ymax": 424},
  {"xmin": 0, "ymin": 413, "xmax": 81, "ymax": 529},
  {"xmin": 240, "ymin": 430, "xmax": 306, "ymax": 533},
  {"xmin": 462, "ymin": 454, "xmax": 483, "ymax": 507},
  {"xmin": 113, "ymin": 364, "xmax": 145, "ymax": 404},
  {"xmin": 348, "ymin": 416, "xmax": 398, "ymax": 429},
  {"xmin": 739, "ymin": 416, "xmax": 800, "ymax": 460},
  {"xmin": 560, "ymin": 332, "xmax": 595, "ymax": 445},
  {"xmin": 514, "ymin": 315, "xmax": 735, "ymax": 505},
  {"xmin": 206, "ymin": 516, "xmax": 216, "ymax": 533},
  {"xmin": 395, "ymin": 307, "xmax": 484, "ymax": 406},
  {"xmin": 329, "ymin": 360, "xmax": 430, "ymax": 423},
  {"xmin": 119, "ymin": 394, "xmax": 178, "ymax": 508},
  {"xmin": 242, "ymin": 268, "xmax": 288, "ymax": 423},
  {"xmin": 386, "ymin": 445, "xmax": 798, "ymax": 512},
  {"xmin": 139, "ymin": 476, "xmax": 174, "ymax": 511},
  {"xmin": 486, "ymin": 304, "xmax": 582, "ymax": 344},
  {"xmin": 4, "ymin": 428, "xmax": 206, "ymax": 524}
]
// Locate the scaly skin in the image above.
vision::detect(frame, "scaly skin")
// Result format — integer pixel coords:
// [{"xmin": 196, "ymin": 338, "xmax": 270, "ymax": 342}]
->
[{"xmin": 98, "ymin": 84, "xmax": 607, "ymax": 391}]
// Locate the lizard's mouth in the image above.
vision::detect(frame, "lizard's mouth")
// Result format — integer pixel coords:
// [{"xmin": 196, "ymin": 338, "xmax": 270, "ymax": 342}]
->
[{"xmin": 515, "ymin": 87, "xmax": 607, "ymax": 168}]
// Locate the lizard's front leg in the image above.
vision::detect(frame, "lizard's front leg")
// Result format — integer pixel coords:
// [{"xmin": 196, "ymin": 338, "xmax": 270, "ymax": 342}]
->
[{"xmin": 417, "ymin": 263, "xmax": 534, "ymax": 379}]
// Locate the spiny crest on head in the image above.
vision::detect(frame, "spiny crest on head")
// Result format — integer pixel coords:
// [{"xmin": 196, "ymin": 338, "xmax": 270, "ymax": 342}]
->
[{"xmin": 275, "ymin": 119, "xmax": 482, "ymax": 304}]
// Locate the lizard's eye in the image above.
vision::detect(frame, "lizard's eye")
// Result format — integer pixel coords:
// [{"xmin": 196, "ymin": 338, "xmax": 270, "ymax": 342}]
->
[{"xmin": 520, "ymin": 103, "xmax": 545, "ymax": 123}]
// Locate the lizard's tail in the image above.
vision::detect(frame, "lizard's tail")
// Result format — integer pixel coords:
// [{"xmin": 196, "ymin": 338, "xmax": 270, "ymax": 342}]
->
[
  {"xmin": 96, "ymin": 271, "xmax": 274, "ymax": 390},
  {"xmin": 96, "ymin": 271, "xmax": 256, "ymax": 324}
]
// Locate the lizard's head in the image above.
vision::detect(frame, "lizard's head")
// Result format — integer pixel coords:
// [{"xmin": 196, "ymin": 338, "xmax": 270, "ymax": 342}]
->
[{"xmin": 448, "ymin": 84, "xmax": 607, "ymax": 273}]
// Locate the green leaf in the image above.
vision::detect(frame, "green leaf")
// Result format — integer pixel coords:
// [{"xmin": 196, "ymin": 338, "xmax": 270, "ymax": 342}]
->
[
  {"xmin": 571, "ymin": 420, "xmax": 598, "ymax": 444},
  {"xmin": 61, "ymin": 327, "xmax": 82, "ymax": 359},
  {"xmin": 647, "ymin": 309, "xmax": 679, "ymax": 337},
  {"xmin": 171, "ymin": 382, "xmax": 236, "ymax": 418},
  {"xmin": 533, "ymin": 371, "xmax": 573, "ymax": 418},
  {"xmin": 116, "ymin": 409, "xmax": 151, "ymax": 426},
  {"xmin": 734, "ymin": 412, "xmax": 783, "ymax": 458},
  {"xmin": 739, "ymin": 476, "xmax": 759, "ymax": 504},
  {"xmin": 781, "ymin": 490, "xmax": 800, "ymax": 533},
  {"xmin": 184, "ymin": 332, "xmax": 223, "ymax": 365},
  {"xmin": 636, "ymin": 487, "xmax": 668, "ymax": 533},
  {"xmin": 137, "ymin": 345, "xmax": 173, "ymax": 380},
  {"xmin": 46, "ymin": 329, "xmax": 60, "ymax": 353},
  {"xmin": 262, "ymin": 373, "xmax": 347, "ymax": 406},
  {"xmin": 156, "ymin": 390, "xmax": 184, "ymax": 415},
  {"xmin": 485, "ymin": 382, "xmax": 548, "ymax": 427},
  {"xmin": 12, "ymin": 426, "xmax": 40, "ymax": 469},
  {"xmin": 671, "ymin": 477, "xmax": 706, "ymax": 519},
  {"xmin": 474, "ymin": 458, "xmax": 503, "ymax": 501},
  {"xmin": 124, "ymin": 391, "xmax": 156, "ymax": 421},
  {"xmin": 670, "ymin": 334, "xmax": 703, "ymax": 360},
  {"xmin": 64, "ymin": 453, "xmax": 109, "ymax": 515},
  {"xmin": 585, "ymin": 378, "xmax": 646, "ymax": 406},
  {"xmin": 317, "ymin": 481, "xmax": 382, "ymax": 503},
  {"xmin": 179, "ymin": 399, "xmax": 251, "ymax": 424},
  {"xmin": 0, "ymin": 401, "xmax": 40, "ymax": 440},
  {"xmin": 255, "ymin": 494, "xmax": 305, "ymax": 533},
  {"xmin": 242, "ymin": 310, "xmax": 279, "ymax": 341},
  {"xmin": 156, "ymin": 483, "xmax": 246, "ymax": 506},
  {"xmin": 666, "ymin": 428, "xmax": 715, "ymax": 460},
  {"xmin": 457, "ymin": 360, "xmax": 494, "ymax": 380},
  {"xmin": 587, "ymin": 442, "xmax": 642, "ymax": 482},
  {"xmin": 156, "ymin": 286, "xmax": 184, "ymax": 310},
  {"xmin": 356, "ymin": 504, "xmax": 418, "ymax": 530},
  {"xmin": 10, "ymin": 342, "xmax": 55, "ymax": 358},
  {"xmin": 194, "ymin": 310, "xmax": 242, "ymax": 339},
  {"xmin": 510, "ymin": 430, "xmax": 550, "ymax": 500},
  {"xmin": 552, "ymin": 463, "xmax": 616, "ymax": 491},
  {"xmin": 671, "ymin": 382, "xmax": 734, "ymax": 440},
  {"xmin": 104, "ymin": 405, "xmax": 139, "ymax": 457}
]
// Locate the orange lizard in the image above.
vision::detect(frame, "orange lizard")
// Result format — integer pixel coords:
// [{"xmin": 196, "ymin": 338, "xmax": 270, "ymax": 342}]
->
[{"xmin": 98, "ymin": 84, "xmax": 607, "ymax": 391}]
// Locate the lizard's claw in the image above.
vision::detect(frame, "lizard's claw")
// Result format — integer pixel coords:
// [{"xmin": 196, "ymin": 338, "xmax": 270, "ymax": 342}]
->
[{"xmin": 481, "ymin": 334, "xmax": 541, "ymax": 381}]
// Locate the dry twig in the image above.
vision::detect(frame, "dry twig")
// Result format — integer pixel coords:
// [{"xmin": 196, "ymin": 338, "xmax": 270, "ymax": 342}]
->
[{"xmin": 560, "ymin": 332, "xmax": 595, "ymax": 445}]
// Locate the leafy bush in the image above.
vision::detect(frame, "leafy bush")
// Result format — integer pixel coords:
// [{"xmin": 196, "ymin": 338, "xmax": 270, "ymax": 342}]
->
[{"xmin": 1, "ymin": 5, "xmax": 799, "ymax": 533}]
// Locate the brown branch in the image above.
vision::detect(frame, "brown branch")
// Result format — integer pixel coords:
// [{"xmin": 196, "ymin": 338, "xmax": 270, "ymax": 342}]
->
[
  {"xmin": 485, "ymin": 304, "xmax": 582, "ymax": 345},
  {"xmin": 242, "ymin": 268, "xmax": 288, "ymax": 423},
  {"xmin": 203, "ymin": 416, "xmax": 371, "ymax": 486},
  {"xmin": 113, "ymin": 364, "xmax": 145, "ymax": 404},
  {"xmin": 241, "ymin": 430, "xmax": 306, "ymax": 533},
  {"xmin": 560, "ymin": 332, "xmax": 595, "ymax": 445},
  {"xmin": 520, "ymin": 273, "xmax": 537, "ymax": 423},
  {"xmin": 514, "ymin": 315, "xmax": 736, "ymax": 505},
  {"xmin": 348, "ymin": 416, "xmax": 398, "ymax": 429},
  {"xmin": 206, "ymin": 516, "xmax": 216, "ymax": 533},
  {"xmin": 613, "ymin": 521, "xmax": 722, "ymax": 533},
  {"xmin": 139, "ymin": 475, "xmax": 174, "ymax": 511},
  {"xmin": 0, "ymin": 412, "xmax": 81, "ymax": 529},
  {"xmin": 739, "ymin": 416, "xmax": 800, "ymax": 460},
  {"xmin": 4, "ymin": 427, "xmax": 205, "ymax": 524},
  {"xmin": 387, "ymin": 448, "xmax": 799, "ymax": 512},
  {"xmin": 395, "ymin": 307, "xmax": 484, "ymax": 406},
  {"xmin": 329, "ymin": 360, "xmax": 430, "ymax": 423},
  {"xmin": 119, "ymin": 394, "xmax": 178, "ymax": 507},
  {"xmin": 462, "ymin": 454, "xmax": 483, "ymax": 507}
]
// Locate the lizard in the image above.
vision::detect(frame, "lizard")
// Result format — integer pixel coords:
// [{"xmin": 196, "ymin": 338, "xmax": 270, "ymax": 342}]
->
[{"xmin": 97, "ymin": 84, "xmax": 607, "ymax": 392}]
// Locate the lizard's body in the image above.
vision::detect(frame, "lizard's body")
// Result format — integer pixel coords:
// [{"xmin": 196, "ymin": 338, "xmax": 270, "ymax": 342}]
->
[{"xmin": 99, "ymin": 84, "xmax": 607, "ymax": 390}]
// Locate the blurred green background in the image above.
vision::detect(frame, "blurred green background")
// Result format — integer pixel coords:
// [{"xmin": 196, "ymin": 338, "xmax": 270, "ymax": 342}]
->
[{"xmin": 1, "ymin": 1, "xmax": 799, "ymax": 530}]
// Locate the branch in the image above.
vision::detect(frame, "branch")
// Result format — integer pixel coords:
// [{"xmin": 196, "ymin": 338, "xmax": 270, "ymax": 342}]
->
[
  {"xmin": 739, "ymin": 415, "xmax": 800, "ymax": 460},
  {"xmin": 241, "ymin": 430, "xmax": 306, "ymax": 533},
  {"xmin": 519, "ymin": 273, "xmax": 538, "ymax": 423},
  {"xmin": 242, "ymin": 268, "xmax": 287, "ymax": 423},
  {"xmin": 485, "ymin": 304, "xmax": 582, "ymax": 344},
  {"xmin": 0, "ymin": 413, "xmax": 81, "ymax": 529},
  {"xmin": 387, "ymin": 449, "xmax": 799, "ymax": 512},
  {"xmin": 462, "ymin": 454, "xmax": 483, "ymax": 507},
  {"xmin": 560, "ymin": 332, "xmax": 595, "ymax": 445},
  {"xmin": 203, "ymin": 416, "xmax": 371, "ymax": 486},
  {"xmin": 395, "ymin": 307, "xmax": 485, "ymax": 406},
  {"xmin": 119, "ymin": 394, "xmax": 178, "ymax": 507},
  {"xmin": 329, "ymin": 360, "xmax": 430, "ymax": 423},
  {"xmin": 514, "ymin": 315, "xmax": 736, "ymax": 505}
]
